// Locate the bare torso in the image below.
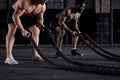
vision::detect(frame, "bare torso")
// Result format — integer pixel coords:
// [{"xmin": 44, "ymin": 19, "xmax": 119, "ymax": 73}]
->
[
  {"xmin": 56, "ymin": 8, "xmax": 81, "ymax": 21},
  {"xmin": 12, "ymin": 0, "xmax": 46, "ymax": 15}
]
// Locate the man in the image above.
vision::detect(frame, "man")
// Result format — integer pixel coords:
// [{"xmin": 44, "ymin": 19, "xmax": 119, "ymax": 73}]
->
[
  {"xmin": 55, "ymin": 0, "xmax": 85, "ymax": 57},
  {"xmin": 5, "ymin": 0, "xmax": 47, "ymax": 65}
]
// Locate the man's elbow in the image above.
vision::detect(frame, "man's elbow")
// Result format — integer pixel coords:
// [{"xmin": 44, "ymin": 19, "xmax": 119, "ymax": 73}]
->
[
  {"xmin": 58, "ymin": 21, "xmax": 65, "ymax": 26},
  {"xmin": 12, "ymin": 13, "xmax": 20, "ymax": 21}
]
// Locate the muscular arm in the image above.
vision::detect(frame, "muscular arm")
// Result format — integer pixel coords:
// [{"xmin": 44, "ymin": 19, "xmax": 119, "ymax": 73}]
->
[
  {"xmin": 12, "ymin": 7, "xmax": 25, "ymax": 31},
  {"xmin": 58, "ymin": 8, "xmax": 72, "ymax": 33},
  {"xmin": 37, "ymin": 12, "xmax": 44, "ymax": 29},
  {"xmin": 37, "ymin": 5, "xmax": 46, "ymax": 30},
  {"xmin": 12, "ymin": 0, "xmax": 30, "ymax": 37}
]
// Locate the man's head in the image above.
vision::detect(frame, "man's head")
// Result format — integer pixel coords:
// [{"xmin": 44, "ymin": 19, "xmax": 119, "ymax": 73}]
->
[
  {"xmin": 75, "ymin": 0, "xmax": 85, "ymax": 7},
  {"xmin": 72, "ymin": 0, "xmax": 85, "ymax": 13}
]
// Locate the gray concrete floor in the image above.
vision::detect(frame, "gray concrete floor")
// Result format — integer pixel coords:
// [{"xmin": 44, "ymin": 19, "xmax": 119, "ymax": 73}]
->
[{"xmin": 0, "ymin": 45, "xmax": 120, "ymax": 80}]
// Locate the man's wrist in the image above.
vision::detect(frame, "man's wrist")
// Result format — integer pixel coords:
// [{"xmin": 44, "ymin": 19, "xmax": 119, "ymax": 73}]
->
[
  {"xmin": 69, "ymin": 30, "xmax": 72, "ymax": 33},
  {"xmin": 18, "ymin": 27, "xmax": 25, "ymax": 32},
  {"xmin": 77, "ymin": 31, "xmax": 81, "ymax": 33}
]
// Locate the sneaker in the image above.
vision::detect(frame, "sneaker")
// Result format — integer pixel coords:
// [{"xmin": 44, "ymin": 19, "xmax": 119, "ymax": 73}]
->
[
  {"xmin": 56, "ymin": 52, "xmax": 62, "ymax": 58},
  {"xmin": 71, "ymin": 49, "xmax": 84, "ymax": 56},
  {"xmin": 32, "ymin": 53, "xmax": 43, "ymax": 61},
  {"xmin": 5, "ymin": 57, "xmax": 18, "ymax": 65}
]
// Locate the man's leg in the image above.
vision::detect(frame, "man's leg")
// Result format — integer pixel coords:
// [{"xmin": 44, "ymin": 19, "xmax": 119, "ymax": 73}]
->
[
  {"xmin": 72, "ymin": 36, "xmax": 78, "ymax": 50},
  {"xmin": 56, "ymin": 27, "xmax": 65, "ymax": 51},
  {"xmin": 29, "ymin": 25, "xmax": 43, "ymax": 60},
  {"xmin": 55, "ymin": 27, "xmax": 65, "ymax": 57},
  {"xmin": 71, "ymin": 36, "xmax": 83, "ymax": 56},
  {"xmin": 5, "ymin": 23, "xmax": 18, "ymax": 64}
]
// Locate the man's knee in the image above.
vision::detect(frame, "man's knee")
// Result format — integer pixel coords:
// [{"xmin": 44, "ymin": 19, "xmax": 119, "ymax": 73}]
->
[
  {"xmin": 7, "ymin": 23, "xmax": 17, "ymax": 35},
  {"xmin": 29, "ymin": 26, "xmax": 40, "ymax": 36}
]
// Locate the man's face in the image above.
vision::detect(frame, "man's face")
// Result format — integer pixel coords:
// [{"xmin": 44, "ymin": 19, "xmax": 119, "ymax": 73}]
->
[
  {"xmin": 72, "ymin": 3, "xmax": 85, "ymax": 13},
  {"xmin": 76, "ymin": 3, "xmax": 85, "ymax": 9}
]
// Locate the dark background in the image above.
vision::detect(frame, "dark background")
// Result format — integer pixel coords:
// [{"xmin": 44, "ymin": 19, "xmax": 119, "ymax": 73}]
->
[{"xmin": 0, "ymin": 0, "xmax": 120, "ymax": 46}]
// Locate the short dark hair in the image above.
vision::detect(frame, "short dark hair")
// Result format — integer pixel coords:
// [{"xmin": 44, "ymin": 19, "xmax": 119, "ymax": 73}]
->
[{"xmin": 75, "ymin": 0, "xmax": 85, "ymax": 5}]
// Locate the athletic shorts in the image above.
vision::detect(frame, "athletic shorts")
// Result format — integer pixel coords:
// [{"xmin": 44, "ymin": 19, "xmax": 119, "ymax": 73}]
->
[
  {"xmin": 7, "ymin": 7, "xmax": 38, "ymax": 27},
  {"xmin": 54, "ymin": 17, "xmax": 76, "ymax": 31}
]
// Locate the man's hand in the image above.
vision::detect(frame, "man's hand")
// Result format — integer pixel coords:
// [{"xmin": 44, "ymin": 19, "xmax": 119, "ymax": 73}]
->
[
  {"xmin": 21, "ymin": 30, "xmax": 30, "ymax": 38},
  {"xmin": 71, "ymin": 31, "xmax": 82, "ymax": 37},
  {"xmin": 78, "ymin": 31, "xmax": 81, "ymax": 34},
  {"xmin": 71, "ymin": 31, "xmax": 78, "ymax": 36},
  {"xmin": 36, "ymin": 24, "xmax": 45, "ymax": 31}
]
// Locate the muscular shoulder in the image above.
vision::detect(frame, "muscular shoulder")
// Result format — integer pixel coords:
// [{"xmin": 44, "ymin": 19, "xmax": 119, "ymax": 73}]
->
[
  {"xmin": 62, "ymin": 7, "xmax": 71, "ymax": 16},
  {"xmin": 21, "ymin": 0, "xmax": 31, "ymax": 9},
  {"xmin": 40, "ymin": 4, "xmax": 46, "ymax": 12},
  {"xmin": 12, "ymin": 0, "xmax": 31, "ymax": 10},
  {"xmin": 56, "ymin": 7, "xmax": 70, "ymax": 19}
]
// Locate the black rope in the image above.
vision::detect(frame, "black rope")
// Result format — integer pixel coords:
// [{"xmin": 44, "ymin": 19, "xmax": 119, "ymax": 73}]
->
[
  {"xmin": 78, "ymin": 34, "xmax": 120, "ymax": 61},
  {"xmin": 81, "ymin": 33, "xmax": 120, "ymax": 59},
  {"xmin": 29, "ymin": 34, "xmax": 84, "ymax": 70},
  {"xmin": 44, "ymin": 27, "xmax": 120, "ymax": 75},
  {"xmin": 29, "ymin": 34, "xmax": 109, "ymax": 75},
  {"xmin": 28, "ymin": 27, "xmax": 120, "ymax": 76},
  {"xmin": 45, "ymin": 27, "xmax": 113, "ymax": 66}
]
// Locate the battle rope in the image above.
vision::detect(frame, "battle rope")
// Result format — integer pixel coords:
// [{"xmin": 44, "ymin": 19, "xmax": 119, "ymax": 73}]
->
[
  {"xmin": 82, "ymin": 33, "xmax": 120, "ymax": 58},
  {"xmin": 29, "ymin": 34, "xmax": 108, "ymax": 75},
  {"xmin": 44, "ymin": 27, "xmax": 120, "ymax": 75},
  {"xmin": 78, "ymin": 33, "xmax": 120, "ymax": 61},
  {"xmin": 28, "ymin": 27, "xmax": 120, "ymax": 76}
]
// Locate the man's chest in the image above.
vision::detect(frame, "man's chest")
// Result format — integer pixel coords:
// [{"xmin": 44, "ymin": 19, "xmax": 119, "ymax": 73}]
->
[{"xmin": 24, "ymin": 5, "xmax": 42, "ymax": 15}]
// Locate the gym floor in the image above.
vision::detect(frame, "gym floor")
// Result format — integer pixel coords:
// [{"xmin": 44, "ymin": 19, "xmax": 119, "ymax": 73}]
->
[{"xmin": 0, "ymin": 45, "xmax": 120, "ymax": 80}]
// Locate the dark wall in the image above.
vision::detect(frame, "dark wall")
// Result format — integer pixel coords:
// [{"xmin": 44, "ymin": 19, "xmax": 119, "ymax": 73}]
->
[
  {"xmin": 1, "ymin": 0, "xmax": 120, "ymax": 9},
  {"xmin": 0, "ymin": 10, "xmax": 7, "ymax": 44},
  {"xmin": 113, "ymin": 10, "xmax": 120, "ymax": 44},
  {"xmin": 0, "ymin": 0, "xmax": 120, "ymax": 45}
]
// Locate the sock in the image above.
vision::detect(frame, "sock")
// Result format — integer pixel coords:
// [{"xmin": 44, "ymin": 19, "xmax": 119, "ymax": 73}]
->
[
  {"xmin": 72, "ymin": 48, "xmax": 76, "ymax": 50},
  {"xmin": 59, "ymin": 49, "xmax": 62, "ymax": 51}
]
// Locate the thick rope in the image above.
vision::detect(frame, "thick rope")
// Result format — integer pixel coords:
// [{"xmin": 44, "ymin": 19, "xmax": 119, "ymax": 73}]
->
[
  {"xmin": 28, "ymin": 27, "xmax": 120, "ymax": 76},
  {"xmin": 82, "ymin": 33, "xmax": 120, "ymax": 58}
]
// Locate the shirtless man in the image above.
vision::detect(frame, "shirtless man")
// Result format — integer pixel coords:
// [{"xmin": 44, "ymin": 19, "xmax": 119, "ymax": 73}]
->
[
  {"xmin": 5, "ymin": 0, "xmax": 47, "ymax": 65},
  {"xmin": 55, "ymin": 0, "xmax": 85, "ymax": 57}
]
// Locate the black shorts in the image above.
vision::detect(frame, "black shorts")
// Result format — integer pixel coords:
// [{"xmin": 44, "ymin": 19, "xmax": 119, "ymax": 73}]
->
[
  {"xmin": 53, "ymin": 18, "xmax": 76, "ymax": 31},
  {"xmin": 7, "ymin": 7, "xmax": 38, "ymax": 27},
  {"xmin": 66, "ymin": 20, "xmax": 76, "ymax": 31},
  {"xmin": 53, "ymin": 18, "xmax": 59, "ymax": 28}
]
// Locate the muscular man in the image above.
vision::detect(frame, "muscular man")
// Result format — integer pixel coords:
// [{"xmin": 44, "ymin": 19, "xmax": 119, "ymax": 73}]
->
[
  {"xmin": 55, "ymin": 0, "xmax": 85, "ymax": 57},
  {"xmin": 5, "ymin": 0, "xmax": 47, "ymax": 65}
]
